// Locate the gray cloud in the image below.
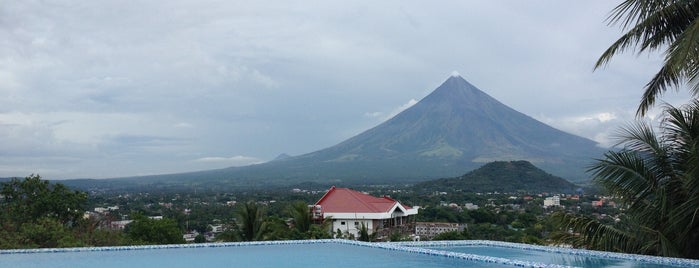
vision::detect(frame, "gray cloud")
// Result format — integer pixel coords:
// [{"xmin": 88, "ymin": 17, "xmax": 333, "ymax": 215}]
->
[{"xmin": 0, "ymin": 1, "xmax": 691, "ymax": 179}]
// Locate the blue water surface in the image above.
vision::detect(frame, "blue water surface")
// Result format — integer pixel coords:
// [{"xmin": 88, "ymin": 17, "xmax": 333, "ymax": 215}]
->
[
  {"xmin": 0, "ymin": 243, "xmax": 507, "ymax": 268},
  {"xmin": 4, "ymin": 240, "xmax": 698, "ymax": 268},
  {"xmin": 426, "ymin": 245, "xmax": 687, "ymax": 268}
]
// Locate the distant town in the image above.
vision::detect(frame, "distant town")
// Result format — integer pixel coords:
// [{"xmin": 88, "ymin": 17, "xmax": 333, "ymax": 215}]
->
[{"xmin": 81, "ymin": 183, "xmax": 619, "ymax": 244}]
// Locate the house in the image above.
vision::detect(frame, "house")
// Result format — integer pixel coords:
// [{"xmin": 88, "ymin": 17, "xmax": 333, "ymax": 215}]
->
[
  {"xmin": 592, "ymin": 199, "xmax": 605, "ymax": 207},
  {"xmin": 209, "ymin": 224, "xmax": 224, "ymax": 233},
  {"xmin": 109, "ymin": 220, "xmax": 133, "ymax": 230},
  {"xmin": 183, "ymin": 231, "xmax": 199, "ymax": 243},
  {"xmin": 414, "ymin": 222, "xmax": 465, "ymax": 240},
  {"xmin": 313, "ymin": 186, "xmax": 419, "ymax": 239},
  {"xmin": 543, "ymin": 195, "xmax": 561, "ymax": 208},
  {"xmin": 464, "ymin": 203, "xmax": 479, "ymax": 210}
]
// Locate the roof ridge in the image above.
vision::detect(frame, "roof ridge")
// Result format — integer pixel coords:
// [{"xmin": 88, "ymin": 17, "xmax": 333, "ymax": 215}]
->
[
  {"xmin": 346, "ymin": 188, "xmax": 376, "ymax": 211},
  {"xmin": 314, "ymin": 186, "xmax": 336, "ymax": 206}
]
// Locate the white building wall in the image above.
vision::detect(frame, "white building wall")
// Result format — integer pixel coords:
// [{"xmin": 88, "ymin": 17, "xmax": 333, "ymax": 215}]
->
[
  {"xmin": 321, "ymin": 204, "xmax": 419, "ymax": 239},
  {"xmin": 331, "ymin": 219, "xmax": 373, "ymax": 238}
]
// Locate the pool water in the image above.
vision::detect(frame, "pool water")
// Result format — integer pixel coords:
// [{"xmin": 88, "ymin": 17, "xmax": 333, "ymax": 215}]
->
[
  {"xmin": 425, "ymin": 245, "xmax": 680, "ymax": 268},
  {"xmin": 0, "ymin": 242, "xmax": 507, "ymax": 268},
  {"xmin": 2, "ymin": 240, "xmax": 697, "ymax": 268}
]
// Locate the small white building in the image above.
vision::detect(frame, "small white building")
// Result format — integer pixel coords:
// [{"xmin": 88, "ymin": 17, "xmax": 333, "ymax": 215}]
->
[
  {"xmin": 543, "ymin": 196, "xmax": 561, "ymax": 208},
  {"xmin": 209, "ymin": 224, "xmax": 224, "ymax": 233},
  {"xmin": 313, "ymin": 186, "xmax": 418, "ymax": 239},
  {"xmin": 183, "ymin": 231, "xmax": 199, "ymax": 243},
  {"xmin": 415, "ymin": 222, "xmax": 465, "ymax": 240},
  {"xmin": 110, "ymin": 220, "xmax": 133, "ymax": 230},
  {"xmin": 464, "ymin": 203, "xmax": 479, "ymax": 210}
]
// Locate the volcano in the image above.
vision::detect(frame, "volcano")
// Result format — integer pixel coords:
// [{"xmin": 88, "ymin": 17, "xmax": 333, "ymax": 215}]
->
[
  {"xmin": 66, "ymin": 75, "xmax": 605, "ymax": 190},
  {"xmin": 208, "ymin": 75, "xmax": 603, "ymax": 185}
]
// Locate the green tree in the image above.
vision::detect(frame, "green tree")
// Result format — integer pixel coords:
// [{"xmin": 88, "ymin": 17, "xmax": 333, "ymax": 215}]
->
[
  {"xmin": 0, "ymin": 175, "xmax": 91, "ymax": 249},
  {"xmin": 288, "ymin": 201, "xmax": 311, "ymax": 234},
  {"xmin": 357, "ymin": 222, "xmax": 374, "ymax": 242},
  {"xmin": 307, "ymin": 224, "xmax": 332, "ymax": 239},
  {"xmin": 554, "ymin": 102, "xmax": 699, "ymax": 258},
  {"xmin": 17, "ymin": 218, "xmax": 84, "ymax": 248},
  {"xmin": 432, "ymin": 230, "xmax": 468, "ymax": 241},
  {"xmin": 389, "ymin": 230, "xmax": 408, "ymax": 242},
  {"xmin": 467, "ymin": 208, "xmax": 496, "ymax": 224},
  {"xmin": 78, "ymin": 227, "xmax": 129, "ymax": 247},
  {"xmin": 236, "ymin": 202, "xmax": 269, "ymax": 241},
  {"xmin": 194, "ymin": 234, "xmax": 206, "ymax": 243},
  {"xmin": 215, "ymin": 228, "xmax": 241, "ymax": 242},
  {"xmin": 264, "ymin": 216, "xmax": 294, "ymax": 240},
  {"xmin": 335, "ymin": 228, "xmax": 345, "ymax": 239},
  {"xmin": 595, "ymin": 0, "xmax": 699, "ymax": 115},
  {"xmin": 125, "ymin": 214, "xmax": 185, "ymax": 245},
  {"xmin": 467, "ymin": 223, "xmax": 518, "ymax": 242},
  {"xmin": 0, "ymin": 175, "xmax": 87, "ymax": 226}
]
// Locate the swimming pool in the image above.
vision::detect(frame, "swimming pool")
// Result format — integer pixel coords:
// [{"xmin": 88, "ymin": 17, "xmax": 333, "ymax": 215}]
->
[
  {"xmin": 1, "ymin": 240, "xmax": 697, "ymax": 268},
  {"xmin": 398, "ymin": 240, "xmax": 699, "ymax": 268},
  {"xmin": 0, "ymin": 240, "xmax": 510, "ymax": 268}
]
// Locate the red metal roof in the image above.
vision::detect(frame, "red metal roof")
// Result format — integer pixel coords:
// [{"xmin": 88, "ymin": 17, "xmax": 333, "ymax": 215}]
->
[{"xmin": 314, "ymin": 186, "xmax": 411, "ymax": 213}]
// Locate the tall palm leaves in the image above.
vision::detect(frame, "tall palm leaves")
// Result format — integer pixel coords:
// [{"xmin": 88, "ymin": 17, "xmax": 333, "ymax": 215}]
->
[
  {"xmin": 555, "ymin": 101, "xmax": 699, "ymax": 258},
  {"xmin": 288, "ymin": 201, "xmax": 311, "ymax": 234},
  {"xmin": 236, "ymin": 202, "xmax": 269, "ymax": 241},
  {"xmin": 595, "ymin": 0, "xmax": 699, "ymax": 115},
  {"xmin": 287, "ymin": 201, "xmax": 333, "ymax": 239}
]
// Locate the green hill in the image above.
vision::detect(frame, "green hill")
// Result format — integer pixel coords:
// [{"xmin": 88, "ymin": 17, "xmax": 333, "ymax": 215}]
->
[{"xmin": 413, "ymin": 160, "xmax": 578, "ymax": 194}]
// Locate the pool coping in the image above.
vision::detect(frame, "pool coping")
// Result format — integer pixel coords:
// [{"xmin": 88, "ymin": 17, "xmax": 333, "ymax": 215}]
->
[{"xmin": 1, "ymin": 239, "xmax": 697, "ymax": 268}]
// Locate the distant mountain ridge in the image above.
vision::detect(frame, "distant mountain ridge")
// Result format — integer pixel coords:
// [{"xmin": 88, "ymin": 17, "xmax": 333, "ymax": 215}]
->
[
  {"xmin": 250, "ymin": 75, "xmax": 602, "ymax": 183},
  {"xmin": 61, "ymin": 75, "xmax": 605, "ymax": 191},
  {"xmin": 413, "ymin": 161, "xmax": 578, "ymax": 193}
]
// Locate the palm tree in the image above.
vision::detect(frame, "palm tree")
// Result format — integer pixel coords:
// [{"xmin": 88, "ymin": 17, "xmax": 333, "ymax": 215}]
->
[
  {"xmin": 554, "ymin": 101, "xmax": 699, "ymax": 259},
  {"xmin": 236, "ymin": 202, "xmax": 269, "ymax": 241},
  {"xmin": 358, "ymin": 222, "xmax": 371, "ymax": 242},
  {"xmin": 595, "ymin": 0, "xmax": 699, "ymax": 115},
  {"xmin": 288, "ymin": 201, "xmax": 311, "ymax": 234}
]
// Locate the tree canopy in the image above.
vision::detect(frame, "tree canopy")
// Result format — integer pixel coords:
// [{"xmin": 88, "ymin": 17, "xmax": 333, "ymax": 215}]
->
[
  {"xmin": 1, "ymin": 174, "xmax": 87, "ymax": 226},
  {"xmin": 554, "ymin": 101, "xmax": 699, "ymax": 259},
  {"xmin": 0, "ymin": 175, "xmax": 98, "ymax": 248},
  {"xmin": 236, "ymin": 202, "xmax": 269, "ymax": 241},
  {"xmin": 125, "ymin": 214, "xmax": 184, "ymax": 245}
]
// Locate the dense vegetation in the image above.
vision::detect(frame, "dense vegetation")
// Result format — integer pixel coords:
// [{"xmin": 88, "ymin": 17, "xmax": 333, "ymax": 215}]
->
[
  {"xmin": 0, "ymin": 175, "xmax": 125, "ymax": 248},
  {"xmin": 2, "ymin": 173, "xmax": 606, "ymax": 249}
]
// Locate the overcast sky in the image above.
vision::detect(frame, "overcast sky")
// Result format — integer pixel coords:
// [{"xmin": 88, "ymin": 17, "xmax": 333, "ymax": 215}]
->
[{"xmin": 0, "ymin": 1, "xmax": 692, "ymax": 179}]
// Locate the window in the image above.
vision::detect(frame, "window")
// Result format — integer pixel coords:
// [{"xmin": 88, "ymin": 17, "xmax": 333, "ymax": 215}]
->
[
  {"xmin": 354, "ymin": 222, "xmax": 359, "ymax": 226},
  {"xmin": 341, "ymin": 221, "xmax": 345, "ymax": 225}
]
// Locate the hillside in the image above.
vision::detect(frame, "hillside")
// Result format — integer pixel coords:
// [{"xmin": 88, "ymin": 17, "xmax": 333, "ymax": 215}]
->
[{"xmin": 413, "ymin": 161, "xmax": 578, "ymax": 194}]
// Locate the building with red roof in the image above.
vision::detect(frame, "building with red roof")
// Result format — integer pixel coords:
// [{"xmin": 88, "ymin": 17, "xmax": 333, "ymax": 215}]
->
[{"xmin": 312, "ymin": 186, "xmax": 419, "ymax": 239}]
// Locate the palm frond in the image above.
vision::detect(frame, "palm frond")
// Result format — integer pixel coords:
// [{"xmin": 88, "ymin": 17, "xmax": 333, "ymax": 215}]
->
[
  {"xmin": 578, "ymin": 102, "xmax": 699, "ymax": 258},
  {"xmin": 596, "ymin": 0, "xmax": 699, "ymax": 115},
  {"xmin": 638, "ymin": 64, "xmax": 683, "ymax": 115},
  {"xmin": 551, "ymin": 212, "xmax": 638, "ymax": 252}
]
